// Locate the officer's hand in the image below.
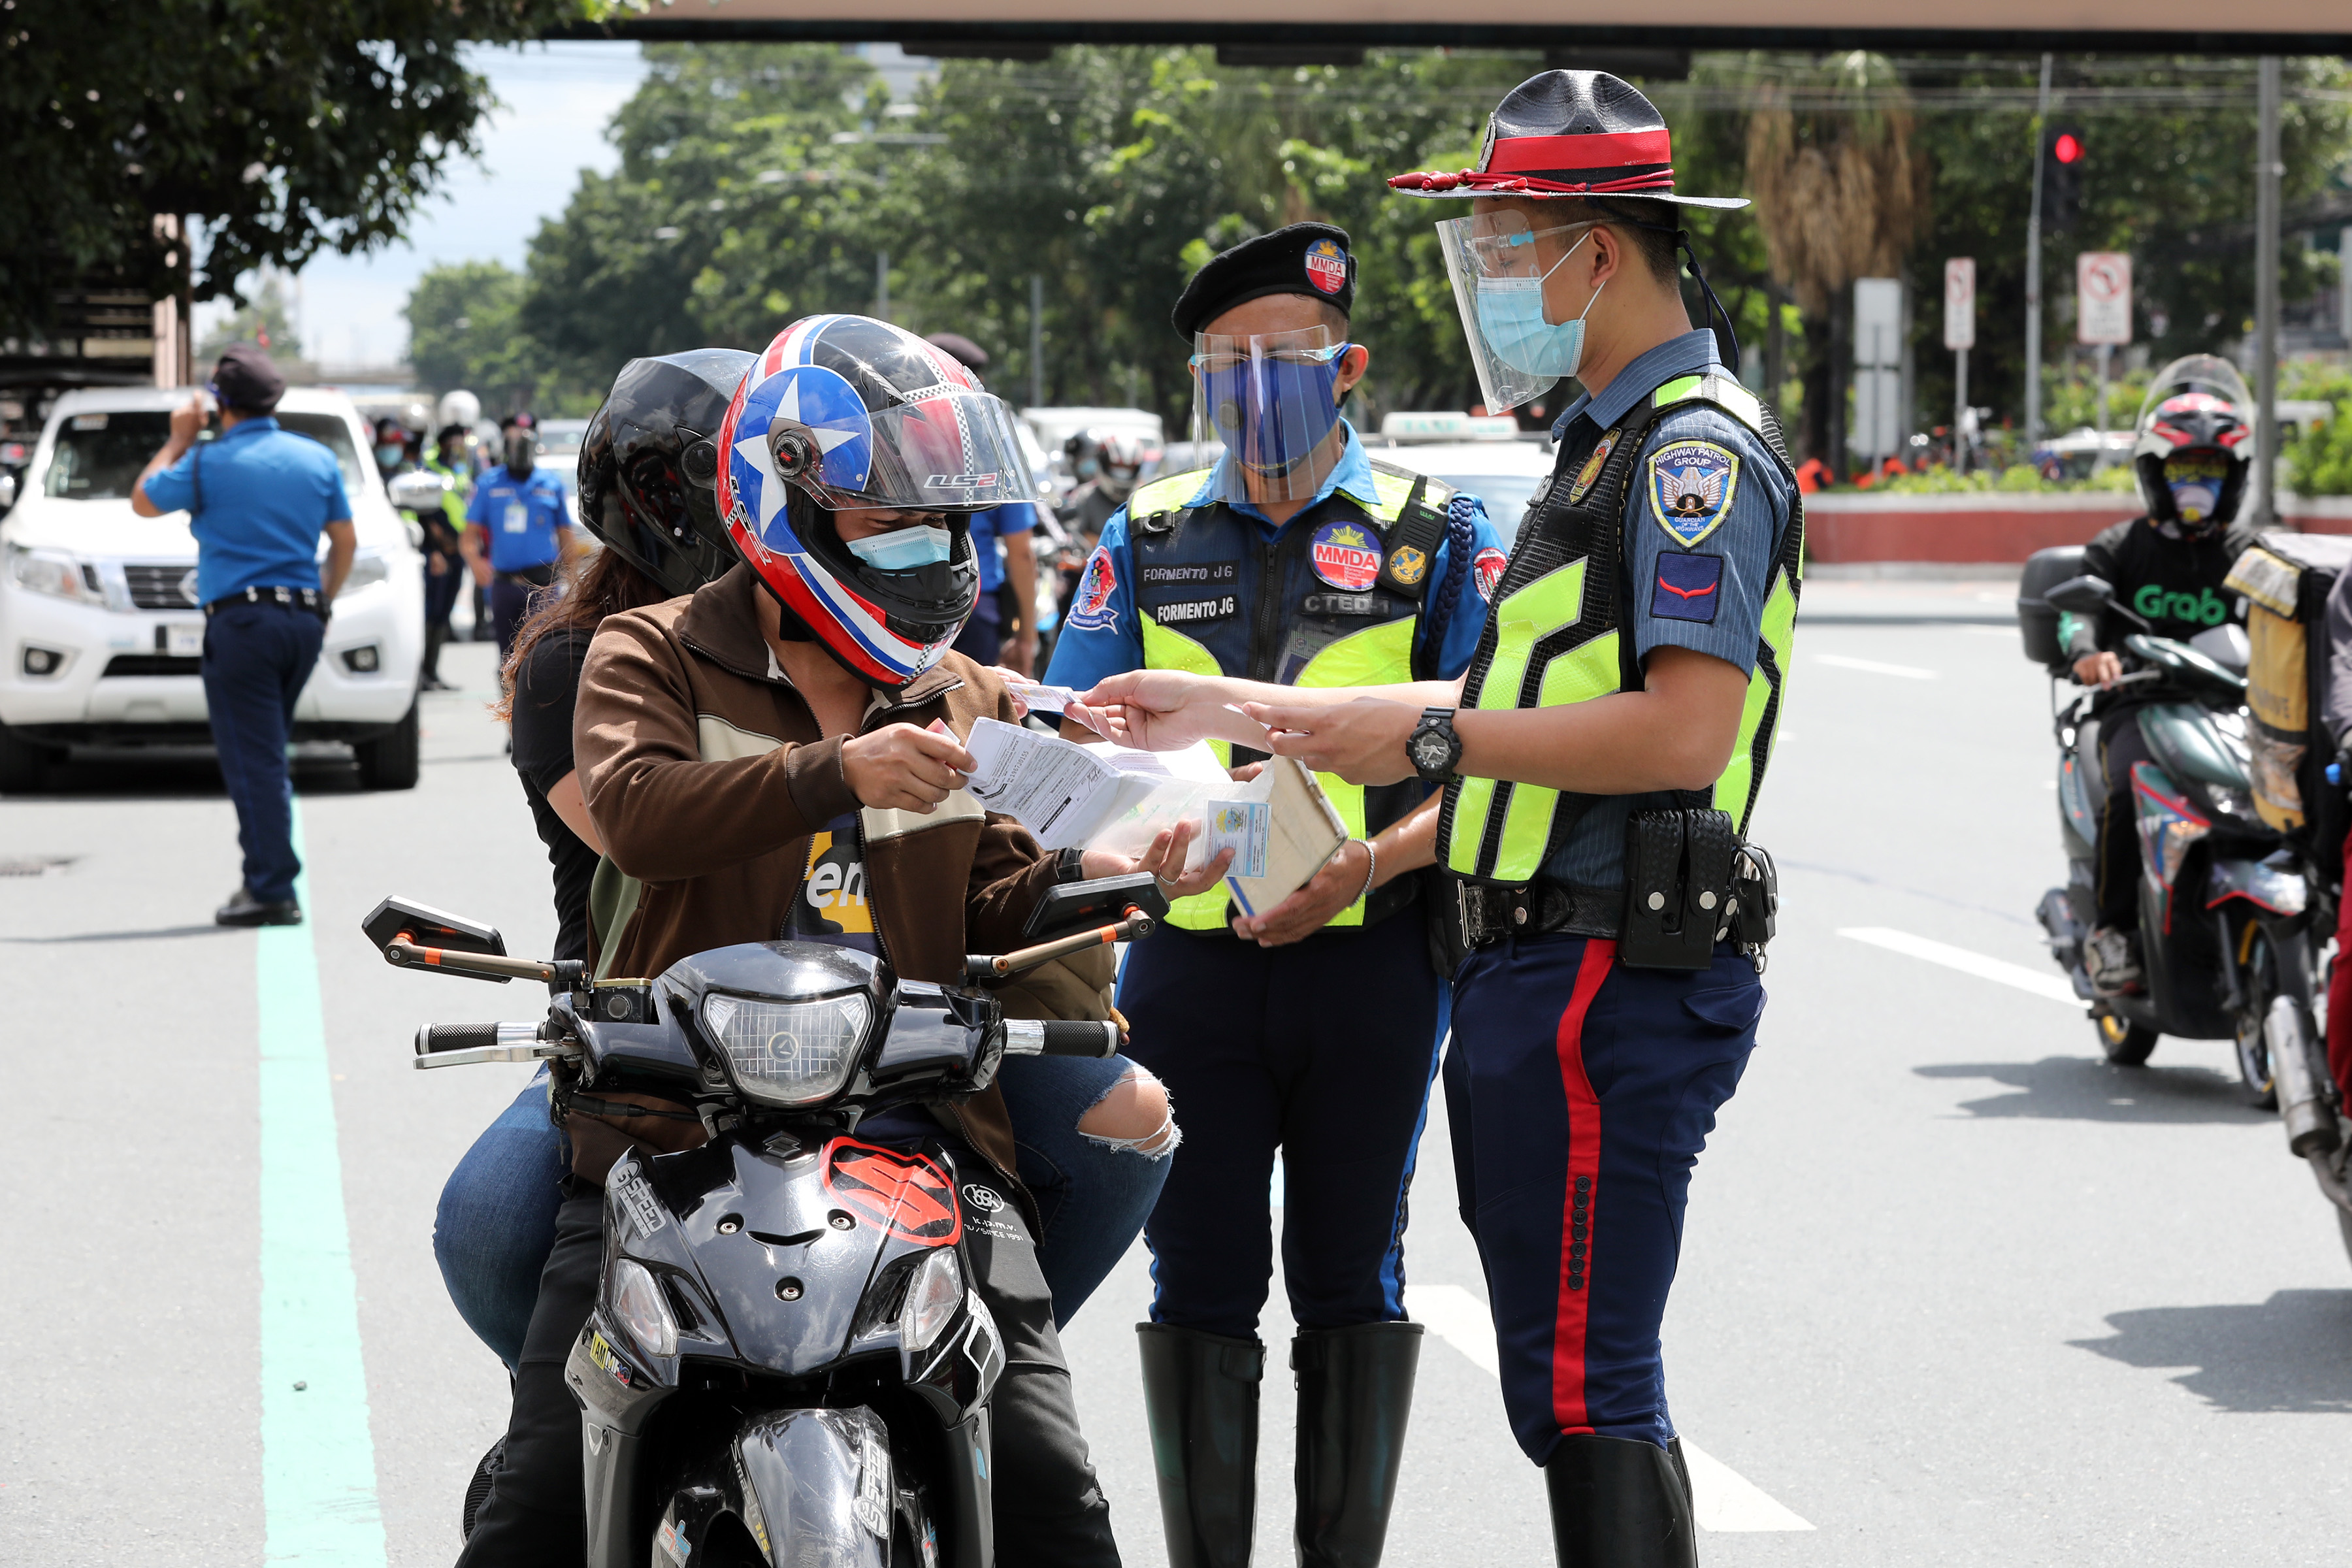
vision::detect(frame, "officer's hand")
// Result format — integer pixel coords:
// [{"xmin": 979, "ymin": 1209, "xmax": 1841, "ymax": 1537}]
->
[
  {"xmin": 1243, "ymin": 697, "xmax": 1418, "ymax": 786},
  {"xmin": 1072, "ymin": 670, "xmax": 1256, "ymax": 751},
  {"xmin": 841, "ymin": 722, "xmax": 975, "ymax": 813},
  {"xmin": 1082, "ymin": 816, "xmax": 1233, "ymax": 896},
  {"xmin": 168, "ymin": 394, "xmax": 208, "ymax": 449},
  {"xmin": 1232, "ymin": 839, "xmax": 1370, "ymax": 947},
  {"xmin": 2072, "ymin": 651, "xmax": 2123, "ymax": 689}
]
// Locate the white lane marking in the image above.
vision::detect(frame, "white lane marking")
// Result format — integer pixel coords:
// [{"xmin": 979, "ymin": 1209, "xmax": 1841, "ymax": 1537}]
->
[
  {"xmin": 1413, "ymin": 1283, "xmax": 1815, "ymax": 1532},
  {"xmin": 1839, "ymin": 926, "xmax": 2080, "ymax": 1005},
  {"xmin": 1816, "ymin": 653, "xmax": 1939, "ymax": 679},
  {"xmin": 1961, "ymin": 624, "xmax": 2019, "ymax": 637}
]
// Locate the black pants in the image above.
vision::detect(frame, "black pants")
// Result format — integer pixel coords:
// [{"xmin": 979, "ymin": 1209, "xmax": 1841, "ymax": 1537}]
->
[
  {"xmin": 2096, "ymin": 710, "xmax": 2152, "ymax": 928},
  {"xmin": 200, "ymin": 599, "xmax": 325, "ymax": 904},
  {"xmin": 457, "ymin": 1148, "xmax": 1120, "ymax": 1567},
  {"xmin": 491, "ymin": 564, "xmax": 559, "ymax": 661}
]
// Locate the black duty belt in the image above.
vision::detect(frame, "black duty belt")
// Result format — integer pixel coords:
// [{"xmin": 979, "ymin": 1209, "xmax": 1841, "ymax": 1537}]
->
[
  {"xmin": 1454, "ymin": 876, "xmax": 1620, "ymax": 949},
  {"xmin": 204, "ymin": 584, "xmax": 325, "ymax": 618}
]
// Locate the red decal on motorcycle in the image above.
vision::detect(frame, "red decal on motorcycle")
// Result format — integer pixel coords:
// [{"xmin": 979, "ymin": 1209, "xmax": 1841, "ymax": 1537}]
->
[{"xmin": 823, "ymin": 1138, "xmax": 962, "ymax": 1245}]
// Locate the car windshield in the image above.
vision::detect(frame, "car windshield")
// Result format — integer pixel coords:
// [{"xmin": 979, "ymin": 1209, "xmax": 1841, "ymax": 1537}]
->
[
  {"xmin": 41, "ymin": 410, "xmax": 368, "ymax": 501},
  {"xmin": 1431, "ymin": 472, "xmax": 1544, "ymax": 542}
]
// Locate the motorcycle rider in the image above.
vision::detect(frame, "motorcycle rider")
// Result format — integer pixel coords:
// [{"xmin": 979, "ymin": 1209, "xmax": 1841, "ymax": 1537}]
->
[
  {"xmin": 2065, "ymin": 355, "xmax": 2259, "ymax": 996},
  {"xmin": 457, "ymin": 316, "xmax": 1221, "ymax": 1567},
  {"xmin": 1058, "ymin": 429, "xmax": 1147, "ymax": 551}
]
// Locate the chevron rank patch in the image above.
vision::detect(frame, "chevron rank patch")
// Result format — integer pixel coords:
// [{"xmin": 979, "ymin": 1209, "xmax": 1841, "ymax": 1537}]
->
[{"xmin": 1646, "ymin": 440, "xmax": 1740, "ymax": 549}]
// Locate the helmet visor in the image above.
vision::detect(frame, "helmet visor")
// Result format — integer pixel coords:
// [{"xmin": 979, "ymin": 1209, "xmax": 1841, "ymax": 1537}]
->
[
  {"xmin": 733, "ymin": 370, "xmax": 1030, "ymax": 517},
  {"xmin": 1435, "ymin": 211, "xmax": 1597, "ymax": 416},
  {"xmin": 1187, "ymin": 325, "xmax": 1354, "ymax": 504},
  {"xmin": 2135, "ymin": 354, "xmax": 2253, "ymax": 434}
]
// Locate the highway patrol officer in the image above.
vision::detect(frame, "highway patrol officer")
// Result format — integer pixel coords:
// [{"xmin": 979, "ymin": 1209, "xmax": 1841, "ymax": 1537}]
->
[
  {"xmin": 1043, "ymin": 222, "xmax": 1505, "ymax": 1568},
  {"xmin": 1076, "ymin": 75, "xmax": 1799, "ymax": 1566}
]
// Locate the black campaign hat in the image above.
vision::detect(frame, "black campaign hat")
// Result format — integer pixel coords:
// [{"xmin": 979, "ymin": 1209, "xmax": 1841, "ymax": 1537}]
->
[
  {"xmin": 209, "ymin": 343, "xmax": 286, "ymax": 414},
  {"xmin": 1170, "ymin": 221, "xmax": 1356, "ymax": 342},
  {"xmin": 1389, "ymin": 71, "xmax": 1746, "ymax": 209}
]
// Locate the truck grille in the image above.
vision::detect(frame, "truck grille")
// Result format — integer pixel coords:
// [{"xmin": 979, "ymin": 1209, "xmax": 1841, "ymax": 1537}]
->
[
  {"xmin": 124, "ymin": 563, "xmax": 201, "ymax": 610},
  {"xmin": 103, "ymin": 654, "xmax": 203, "ymax": 678}
]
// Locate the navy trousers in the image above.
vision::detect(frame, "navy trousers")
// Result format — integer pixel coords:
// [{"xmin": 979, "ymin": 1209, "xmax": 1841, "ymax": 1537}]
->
[
  {"xmin": 200, "ymin": 600, "xmax": 325, "ymax": 904},
  {"xmin": 489, "ymin": 564, "xmax": 557, "ymax": 661},
  {"xmin": 1118, "ymin": 913, "xmax": 1445, "ymax": 1338},
  {"xmin": 1448, "ymin": 935, "xmax": 1761, "ymax": 1462}
]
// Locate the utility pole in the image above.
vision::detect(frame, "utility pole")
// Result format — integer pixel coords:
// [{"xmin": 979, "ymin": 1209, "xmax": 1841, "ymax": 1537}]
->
[
  {"xmin": 1028, "ymin": 274, "xmax": 1045, "ymax": 409},
  {"xmin": 2255, "ymin": 56, "xmax": 2282, "ymax": 527},
  {"xmin": 2023, "ymin": 52, "xmax": 2053, "ymax": 451}
]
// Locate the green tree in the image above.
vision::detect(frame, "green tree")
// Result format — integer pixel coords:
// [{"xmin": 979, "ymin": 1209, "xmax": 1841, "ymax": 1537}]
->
[
  {"xmin": 406, "ymin": 259, "xmax": 554, "ymax": 410},
  {"xmin": 0, "ymin": 0, "xmax": 596, "ymax": 344},
  {"xmin": 195, "ymin": 270, "xmax": 299, "ymax": 363}
]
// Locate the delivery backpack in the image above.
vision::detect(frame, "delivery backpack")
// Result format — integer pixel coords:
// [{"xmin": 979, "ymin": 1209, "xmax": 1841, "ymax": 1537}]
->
[{"xmin": 2223, "ymin": 531, "xmax": 2352, "ymax": 894}]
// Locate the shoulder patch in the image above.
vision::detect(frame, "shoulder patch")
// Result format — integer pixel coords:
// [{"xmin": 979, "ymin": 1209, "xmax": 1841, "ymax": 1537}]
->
[
  {"xmin": 1650, "ymin": 552, "xmax": 1724, "ymax": 624},
  {"xmin": 1065, "ymin": 545, "xmax": 1120, "ymax": 634},
  {"xmin": 1646, "ymin": 440, "xmax": 1741, "ymax": 549},
  {"xmin": 1569, "ymin": 428, "xmax": 1620, "ymax": 504},
  {"xmin": 1472, "ymin": 547, "xmax": 1509, "ymax": 602}
]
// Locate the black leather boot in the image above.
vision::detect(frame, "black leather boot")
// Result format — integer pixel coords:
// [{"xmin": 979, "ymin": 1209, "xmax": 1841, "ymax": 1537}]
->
[
  {"xmin": 1543, "ymin": 1433, "xmax": 1697, "ymax": 1568},
  {"xmin": 1293, "ymin": 1322, "xmax": 1423, "ymax": 1568},
  {"xmin": 1137, "ymin": 1323, "xmax": 1264, "ymax": 1568},
  {"xmin": 419, "ymin": 623, "xmax": 451, "ymax": 691}
]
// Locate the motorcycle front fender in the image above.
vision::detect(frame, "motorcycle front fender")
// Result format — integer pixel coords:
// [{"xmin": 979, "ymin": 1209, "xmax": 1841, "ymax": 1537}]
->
[
  {"xmin": 2205, "ymin": 856, "xmax": 2309, "ymax": 919},
  {"xmin": 732, "ymin": 1407, "xmax": 894, "ymax": 1568}
]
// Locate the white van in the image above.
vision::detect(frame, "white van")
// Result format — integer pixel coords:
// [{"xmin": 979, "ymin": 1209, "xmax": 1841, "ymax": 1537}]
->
[{"xmin": 0, "ymin": 385, "xmax": 425, "ymax": 791}]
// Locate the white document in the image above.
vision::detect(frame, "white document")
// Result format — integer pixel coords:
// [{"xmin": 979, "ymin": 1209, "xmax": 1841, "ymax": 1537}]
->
[{"xmin": 960, "ymin": 717, "xmax": 1229, "ymax": 858}]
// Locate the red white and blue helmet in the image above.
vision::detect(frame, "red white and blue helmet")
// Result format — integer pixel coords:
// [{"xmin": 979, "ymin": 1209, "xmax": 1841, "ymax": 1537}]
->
[
  {"xmin": 2131, "ymin": 354, "xmax": 2254, "ymax": 531},
  {"xmin": 716, "ymin": 315, "xmax": 1028, "ymax": 688}
]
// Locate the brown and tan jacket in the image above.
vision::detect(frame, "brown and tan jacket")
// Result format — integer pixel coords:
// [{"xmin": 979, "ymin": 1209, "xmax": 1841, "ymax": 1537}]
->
[{"xmin": 567, "ymin": 563, "xmax": 1111, "ymax": 1193}]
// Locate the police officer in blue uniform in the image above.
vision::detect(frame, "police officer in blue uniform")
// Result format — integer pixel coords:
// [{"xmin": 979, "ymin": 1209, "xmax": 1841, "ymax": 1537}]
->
[
  {"xmin": 465, "ymin": 418, "xmax": 574, "ymax": 659},
  {"xmin": 1044, "ymin": 223, "xmax": 1505, "ymax": 1568},
  {"xmin": 1077, "ymin": 76, "xmax": 1800, "ymax": 1567}
]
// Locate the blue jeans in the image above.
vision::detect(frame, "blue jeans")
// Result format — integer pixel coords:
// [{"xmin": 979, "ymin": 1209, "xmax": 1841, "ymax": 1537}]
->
[
  {"xmin": 199, "ymin": 599, "xmax": 325, "ymax": 904},
  {"xmin": 434, "ymin": 1056, "xmax": 1169, "ymax": 1369}
]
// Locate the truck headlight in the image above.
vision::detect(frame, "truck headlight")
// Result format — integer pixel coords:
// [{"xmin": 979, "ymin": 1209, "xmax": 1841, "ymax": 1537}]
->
[
  {"xmin": 701, "ymin": 990, "xmax": 869, "ymax": 1107},
  {"xmin": 7, "ymin": 544, "xmax": 94, "ymax": 603},
  {"xmin": 335, "ymin": 551, "xmax": 391, "ymax": 597}
]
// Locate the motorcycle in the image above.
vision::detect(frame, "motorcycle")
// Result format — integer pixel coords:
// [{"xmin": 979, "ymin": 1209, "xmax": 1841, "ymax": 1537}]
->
[
  {"xmin": 2022, "ymin": 563, "xmax": 2334, "ymax": 1143},
  {"xmin": 365, "ymin": 872, "xmax": 1167, "ymax": 1568}
]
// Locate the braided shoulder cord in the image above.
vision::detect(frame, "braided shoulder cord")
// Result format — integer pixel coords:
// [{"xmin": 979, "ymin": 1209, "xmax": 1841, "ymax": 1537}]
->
[{"xmin": 1415, "ymin": 491, "xmax": 1482, "ymax": 679}]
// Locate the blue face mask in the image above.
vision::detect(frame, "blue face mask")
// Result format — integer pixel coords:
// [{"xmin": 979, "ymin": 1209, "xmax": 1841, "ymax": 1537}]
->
[
  {"xmin": 847, "ymin": 523, "xmax": 954, "ymax": 572},
  {"xmin": 1201, "ymin": 346, "xmax": 1351, "ymax": 476},
  {"xmin": 1474, "ymin": 230, "xmax": 1603, "ymax": 379}
]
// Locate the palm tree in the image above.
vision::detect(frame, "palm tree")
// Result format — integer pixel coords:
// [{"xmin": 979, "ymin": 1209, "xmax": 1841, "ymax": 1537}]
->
[{"xmin": 1743, "ymin": 53, "xmax": 1928, "ymax": 472}]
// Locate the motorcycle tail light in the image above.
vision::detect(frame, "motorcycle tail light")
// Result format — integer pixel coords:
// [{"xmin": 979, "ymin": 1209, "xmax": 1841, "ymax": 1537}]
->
[
  {"xmin": 702, "ymin": 990, "xmax": 870, "ymax": 1107},
  {"xmin": 902, "ymin": 1248, "xmax": 964, "ymax": 1354},
  {"xmin": 610, "ymin": 1258, "xmax": 679, "ymax": 1358}
]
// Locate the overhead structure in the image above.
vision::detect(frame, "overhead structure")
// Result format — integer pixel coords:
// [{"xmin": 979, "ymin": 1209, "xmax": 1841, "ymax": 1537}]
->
[{"xmin": 552, "ymin": 0, "xmax": 2351, "ymax": 52}]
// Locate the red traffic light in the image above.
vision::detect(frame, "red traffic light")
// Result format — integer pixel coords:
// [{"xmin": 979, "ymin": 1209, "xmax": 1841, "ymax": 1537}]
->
[{"xmin": 2053, "ymin": 132, "xmax": 2083, "ymax": 164}]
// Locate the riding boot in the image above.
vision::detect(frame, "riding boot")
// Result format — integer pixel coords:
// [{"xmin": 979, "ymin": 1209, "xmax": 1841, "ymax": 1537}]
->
[
  {"xmin": 1665, "ymin": 1437, "xmax": 1693, "ymax": 1513},
  {"xmin": 1137, "ymin": 1322, "xmax": 1263, "ymax": 1568},
  {"xmin": 1543, "ymin": 1433, "xmax": 1697, "ymax": 1568},
  {"xmin": 1292, "ymin": 1322, "xmax": 1423, "ymax": 1568},
  {"xmin": 420, "ymin": 624, "xmax": 449, "ymax": 690}
]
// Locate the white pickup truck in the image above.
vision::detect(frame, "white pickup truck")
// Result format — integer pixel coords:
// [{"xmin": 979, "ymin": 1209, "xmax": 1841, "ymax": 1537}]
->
[{"xmin": 0, "ymin": 385, "xmax": 425, "ymax": 791}]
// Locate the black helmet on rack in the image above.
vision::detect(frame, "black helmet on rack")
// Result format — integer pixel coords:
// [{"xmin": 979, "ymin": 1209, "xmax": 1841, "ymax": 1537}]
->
[
  {"xmin": 2132, "ymin": 354, "xmax": 2255, "ymax": 534},
  {"xmin": 578, "ymin": 348, "xmax": 757, "ymax": 600}
]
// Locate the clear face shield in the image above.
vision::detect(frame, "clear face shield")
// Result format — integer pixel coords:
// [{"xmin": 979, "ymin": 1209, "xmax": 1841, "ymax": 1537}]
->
[
  {"xmin": 1188, "ymin": 325, "xmax": 1356, "ymax": 504},
  {"xmin": 1435, "ymin": 211, "xmax": 1602, "ymax": 416}
]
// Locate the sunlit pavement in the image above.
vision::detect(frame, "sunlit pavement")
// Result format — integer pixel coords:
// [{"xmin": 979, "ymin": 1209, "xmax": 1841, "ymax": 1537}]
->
[{"xmin": 7, "ymin": 601, "xmax": 2352, "ymax": 1566}]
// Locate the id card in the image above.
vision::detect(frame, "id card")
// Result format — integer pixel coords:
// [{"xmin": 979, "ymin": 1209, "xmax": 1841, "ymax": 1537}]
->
[
  {"xmin": 503, "ymin": 500, "xmax": 529, "ymax": 533},
  {"xmin": 1203, "ymin": 798, "xmax": 1269, "ymax": 879}
]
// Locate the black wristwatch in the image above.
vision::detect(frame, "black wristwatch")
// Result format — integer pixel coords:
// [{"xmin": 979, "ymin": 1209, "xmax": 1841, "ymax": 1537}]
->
[{"xmin": 1406, "ymin": 707, "xmax": 1463, "ymax": 784}]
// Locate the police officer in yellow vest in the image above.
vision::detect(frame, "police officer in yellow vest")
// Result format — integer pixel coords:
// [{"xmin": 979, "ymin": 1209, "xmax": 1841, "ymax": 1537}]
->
[
  {"xmin": 1073, "ymin": 76, "xmax": 1799, "ymax": 1567},
  {"xmin": 1041, "ymin": 222, "xmax": 1505, "ymax": 1568}
]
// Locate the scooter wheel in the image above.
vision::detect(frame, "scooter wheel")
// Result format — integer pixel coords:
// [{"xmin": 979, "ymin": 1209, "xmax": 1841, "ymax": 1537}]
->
[{"xmin": 2095, "ymin": 1010, "xmax": 2158, "ymax": 1066}]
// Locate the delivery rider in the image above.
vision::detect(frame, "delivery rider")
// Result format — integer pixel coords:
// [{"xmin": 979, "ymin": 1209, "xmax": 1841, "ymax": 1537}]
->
[
  {"xmin": 1075, "ymin": 73, "xmax": 1800, "ymax": 1566},
  {"xmin": 1041, "ymin": 221, "xmax": 1505, "ymax": 1568}
]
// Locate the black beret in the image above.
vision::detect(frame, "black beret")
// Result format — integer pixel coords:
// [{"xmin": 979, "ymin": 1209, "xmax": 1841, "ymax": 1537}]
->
[
  {"xmin": 1170, "ymin": 221, "xmax": 1355, "ymax": 342},
  {"xmin": 210, "ymin": 342, "xmax": 286, "ymax": 414}
]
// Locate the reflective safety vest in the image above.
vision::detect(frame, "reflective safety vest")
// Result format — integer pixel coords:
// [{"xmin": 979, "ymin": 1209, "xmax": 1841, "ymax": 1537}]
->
[
  {"xmin": 1124, "ymin": 461, "xmax": 1455, "ymax": 931},
  {"xmin": 1439, "ymin": 373, "xmax": 1804, "ymax": 885},
  {"xmin": 425, "ymin": 457, "xmax": 470, "ymax": 532}
]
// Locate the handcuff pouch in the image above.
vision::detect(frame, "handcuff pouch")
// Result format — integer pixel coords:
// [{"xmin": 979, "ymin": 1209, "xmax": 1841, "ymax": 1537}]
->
[{"xmin": 1619, "ymin": 808, "xmax": 1739, "ymax": 970}]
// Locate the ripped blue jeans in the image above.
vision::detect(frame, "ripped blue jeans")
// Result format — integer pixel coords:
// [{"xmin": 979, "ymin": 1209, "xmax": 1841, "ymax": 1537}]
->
[{"xmin": 434, "ymin": 1053, "xmax": 1171, "ymax": 1369}]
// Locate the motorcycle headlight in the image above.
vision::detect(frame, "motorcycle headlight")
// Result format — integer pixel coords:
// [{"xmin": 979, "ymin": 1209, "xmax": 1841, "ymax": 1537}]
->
[
  {"xmin": 609, "ymin": 1257, "xmax": 679, "ymax": 1358},
  {"xmin": 7, "ymin": 544, "xmax": 93, "ymax": 602},
  {"xmin": 702, "ymin": 990, "xmax": 870, "ymax": 1107},
  {"xmin": 903, "ymin": 1247, "xmax": 964, "ymax": 1354},
  {"xmin": 335, "ymin": 551, "xmax": 391, "ymax": 597}
]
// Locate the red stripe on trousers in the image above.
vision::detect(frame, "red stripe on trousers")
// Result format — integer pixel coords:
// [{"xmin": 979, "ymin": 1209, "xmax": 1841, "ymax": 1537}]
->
[{"xmin": 1550, "ymin": 939, "xmax": 1617, "ymax": 1435}]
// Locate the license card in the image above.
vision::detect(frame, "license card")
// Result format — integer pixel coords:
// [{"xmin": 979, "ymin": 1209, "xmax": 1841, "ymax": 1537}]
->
[
  {"xmin": 1204, "ymin": 798, "xmax": 1268, "ymax": 879},
  {"xmin": 165, "ymin": 623, "xmax": 204, "ymax": 657}
]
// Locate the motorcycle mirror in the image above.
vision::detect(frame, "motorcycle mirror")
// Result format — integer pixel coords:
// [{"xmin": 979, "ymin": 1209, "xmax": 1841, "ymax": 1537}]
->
[
  {"xmin": 387, "ymin": 469, "xmax": 448, "ymax": 513},
  {"xmin": 362, "ymin": 895, "xmax": 508, "ymax": 960},
  {"xmin": 2043, "ymin": 575, "xmax": 2115, "ymax": 615},
  {"xmin": 1021, "ymin": 872, "xmax": 1169, "ymax": 943}
]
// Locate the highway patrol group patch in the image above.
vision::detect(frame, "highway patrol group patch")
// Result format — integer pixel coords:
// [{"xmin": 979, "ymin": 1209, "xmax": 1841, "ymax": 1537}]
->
[{"xmin": 1646, "ymin": 440, "xmax": 1740, "ymax": 549}]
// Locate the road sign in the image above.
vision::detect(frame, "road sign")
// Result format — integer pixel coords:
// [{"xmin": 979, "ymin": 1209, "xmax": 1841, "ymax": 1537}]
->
[
  {"xmin": 2078, "ymin": 252, "xmax": 2132, "ymax": 345},
  {"xmin": 1944, "ymin": 258, "xmax": 1975, "ymax": 350}
]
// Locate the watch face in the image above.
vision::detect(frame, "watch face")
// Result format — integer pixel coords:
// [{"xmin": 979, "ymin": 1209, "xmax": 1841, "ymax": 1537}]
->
[{"xmin": 1411, "ymin": 730, "xmax": 1450, "ymax": 771}]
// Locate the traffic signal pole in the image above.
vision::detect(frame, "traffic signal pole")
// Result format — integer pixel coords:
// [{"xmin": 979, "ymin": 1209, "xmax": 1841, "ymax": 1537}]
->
[
  {"xmin": 2023, "ymin": 52, "xmax": 2053, "ymax": 452},
  {"xmin": 2255, "ymin": 56, "xmax": 2282, "ymax": 527}
]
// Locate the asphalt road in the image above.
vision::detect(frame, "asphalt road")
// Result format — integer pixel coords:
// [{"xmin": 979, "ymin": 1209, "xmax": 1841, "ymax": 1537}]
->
[{"xmin": 7, "ymin": 589, "xmax": 2352, "ymax": 1567}]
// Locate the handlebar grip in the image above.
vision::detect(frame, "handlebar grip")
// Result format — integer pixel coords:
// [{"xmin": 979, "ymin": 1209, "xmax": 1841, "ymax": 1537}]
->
[
  {"xmin": 1002, "ymin": 1019, "xmax": 1120, "ymax": 1058},
  {"xmin": 416, "ymin": 1022, "xmax": 505, "ymax": 1055}
]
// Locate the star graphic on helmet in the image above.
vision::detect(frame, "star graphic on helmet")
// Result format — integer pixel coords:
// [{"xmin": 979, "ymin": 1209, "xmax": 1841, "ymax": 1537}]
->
[{"xmin": 733, "ymin": 371, "xmax": 865, "ymax": 529}]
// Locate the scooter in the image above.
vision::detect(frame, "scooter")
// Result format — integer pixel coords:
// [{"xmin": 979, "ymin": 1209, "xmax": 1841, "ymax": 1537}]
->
[
  {"xmin": 364, "ymin": 872, "xmax": 1166, "ymax": 1568},
  {"xmin": 2025, "ymin": 569, "xmax": 2334, "ymax": 1141}
]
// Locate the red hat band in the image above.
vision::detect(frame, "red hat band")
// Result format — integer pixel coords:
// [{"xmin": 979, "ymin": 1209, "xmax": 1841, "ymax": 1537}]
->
[{"xmin": 1389, "ymin": 127, "xmax": 1676, "ymax": 197}]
